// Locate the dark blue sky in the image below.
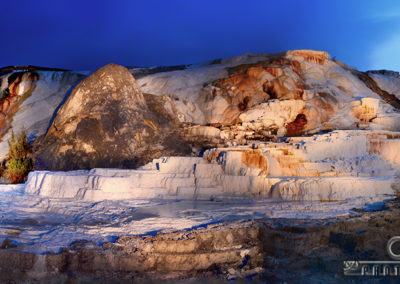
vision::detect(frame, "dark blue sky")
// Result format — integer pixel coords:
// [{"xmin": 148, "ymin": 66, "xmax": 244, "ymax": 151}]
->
[{"xmin": 1, "ymin": 0, "xmax": 399, "ymax": 71}]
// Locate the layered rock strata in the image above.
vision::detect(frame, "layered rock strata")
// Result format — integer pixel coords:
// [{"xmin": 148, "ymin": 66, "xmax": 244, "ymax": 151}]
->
[{"xmin": 1, "ymin": 199, "xmax": 399, "ymax": 282}]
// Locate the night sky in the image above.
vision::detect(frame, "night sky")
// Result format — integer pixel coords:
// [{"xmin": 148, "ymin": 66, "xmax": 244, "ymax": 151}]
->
[{"xmin": 1, "ymin": 0, "xmax": 400, "ymax": 71}]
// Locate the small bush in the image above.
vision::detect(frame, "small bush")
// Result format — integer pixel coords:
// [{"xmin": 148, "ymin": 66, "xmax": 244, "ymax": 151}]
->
[{"xmin": 5, "ymin": 128, "xmax": 33, "ymax": 184}]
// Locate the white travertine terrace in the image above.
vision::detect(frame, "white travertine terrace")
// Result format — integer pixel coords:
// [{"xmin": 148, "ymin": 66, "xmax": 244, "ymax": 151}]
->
[{"xmin": 25, "ymin": 130, "xmax": 399, "ymax": 202}]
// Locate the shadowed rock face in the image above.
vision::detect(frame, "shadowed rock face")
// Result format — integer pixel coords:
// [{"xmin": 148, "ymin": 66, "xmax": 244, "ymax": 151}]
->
[
  {"xmin": 35, "ymin": 63, "xmax": 190, "ymax": 170},
  {"xmin": 286, "ymin": 113, "xmax": 307, "ymax": 137}
]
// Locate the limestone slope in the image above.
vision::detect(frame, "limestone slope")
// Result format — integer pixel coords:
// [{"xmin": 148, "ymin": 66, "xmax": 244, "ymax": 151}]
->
[
  {"xmin": 135, "ymin": 50, "xmax": 400, "ymax": 141},
  {"xmin": 0, "ymin": 68, "xmax": 85, "ymax": 158}
]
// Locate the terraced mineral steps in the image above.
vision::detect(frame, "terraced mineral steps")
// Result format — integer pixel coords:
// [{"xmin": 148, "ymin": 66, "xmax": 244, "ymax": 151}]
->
[
  {"xmin": 25, "ymin": 158, "xmax": 398, "ymax": 203},
  {"xmin": 25, "ymin": 130, "xmax": 400, "ymax": 202}
]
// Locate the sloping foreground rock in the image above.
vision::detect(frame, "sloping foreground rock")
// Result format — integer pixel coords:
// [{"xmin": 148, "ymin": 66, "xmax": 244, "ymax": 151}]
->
[
  {"xmin": 0, "ymin": 199, "xmax": 399, "ymax": 283},
  {"xmin": 35, "ymin": 63, "xmax": 190, "ymax": 170}
]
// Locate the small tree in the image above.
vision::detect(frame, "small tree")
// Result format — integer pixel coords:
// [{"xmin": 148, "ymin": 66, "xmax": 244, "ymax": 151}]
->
[{"xmin": 5, "ymin": 128, "xmax": 33, "ymax": 183}]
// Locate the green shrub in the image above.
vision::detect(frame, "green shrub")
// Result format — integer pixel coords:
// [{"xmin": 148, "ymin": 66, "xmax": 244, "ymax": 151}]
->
[{"xmin": 5, "ymin": 128, "xmax": 33, "ymax": 184}]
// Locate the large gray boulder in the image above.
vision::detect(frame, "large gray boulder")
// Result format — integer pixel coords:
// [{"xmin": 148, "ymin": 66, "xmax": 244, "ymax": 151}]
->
[{"xmin": 35, "ymin": 63, "xmax": 190, "ymax": 170}]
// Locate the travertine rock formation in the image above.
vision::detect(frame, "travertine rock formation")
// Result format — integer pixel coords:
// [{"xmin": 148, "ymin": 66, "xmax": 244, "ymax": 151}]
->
[
  {"xmin": 136, "ymin": 50, "xmax": 400, "ymax": 144},
  {"xmin": 2, "ymin": 50, "xmax": 400, "ymax": 166},
  {"xmin": 1, "ymin": 50, "xmax": 400, "ymax": 282}
]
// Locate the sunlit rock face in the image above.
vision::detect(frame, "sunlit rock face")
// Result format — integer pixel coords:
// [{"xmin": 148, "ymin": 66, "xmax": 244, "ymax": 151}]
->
[
  {"xmin": 136, "ymin": 49, "xmax": 400, "ymax": 142},
  {"xmin": 35, "ymin": 63, "xmax": 190, "ymax": 170}
]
